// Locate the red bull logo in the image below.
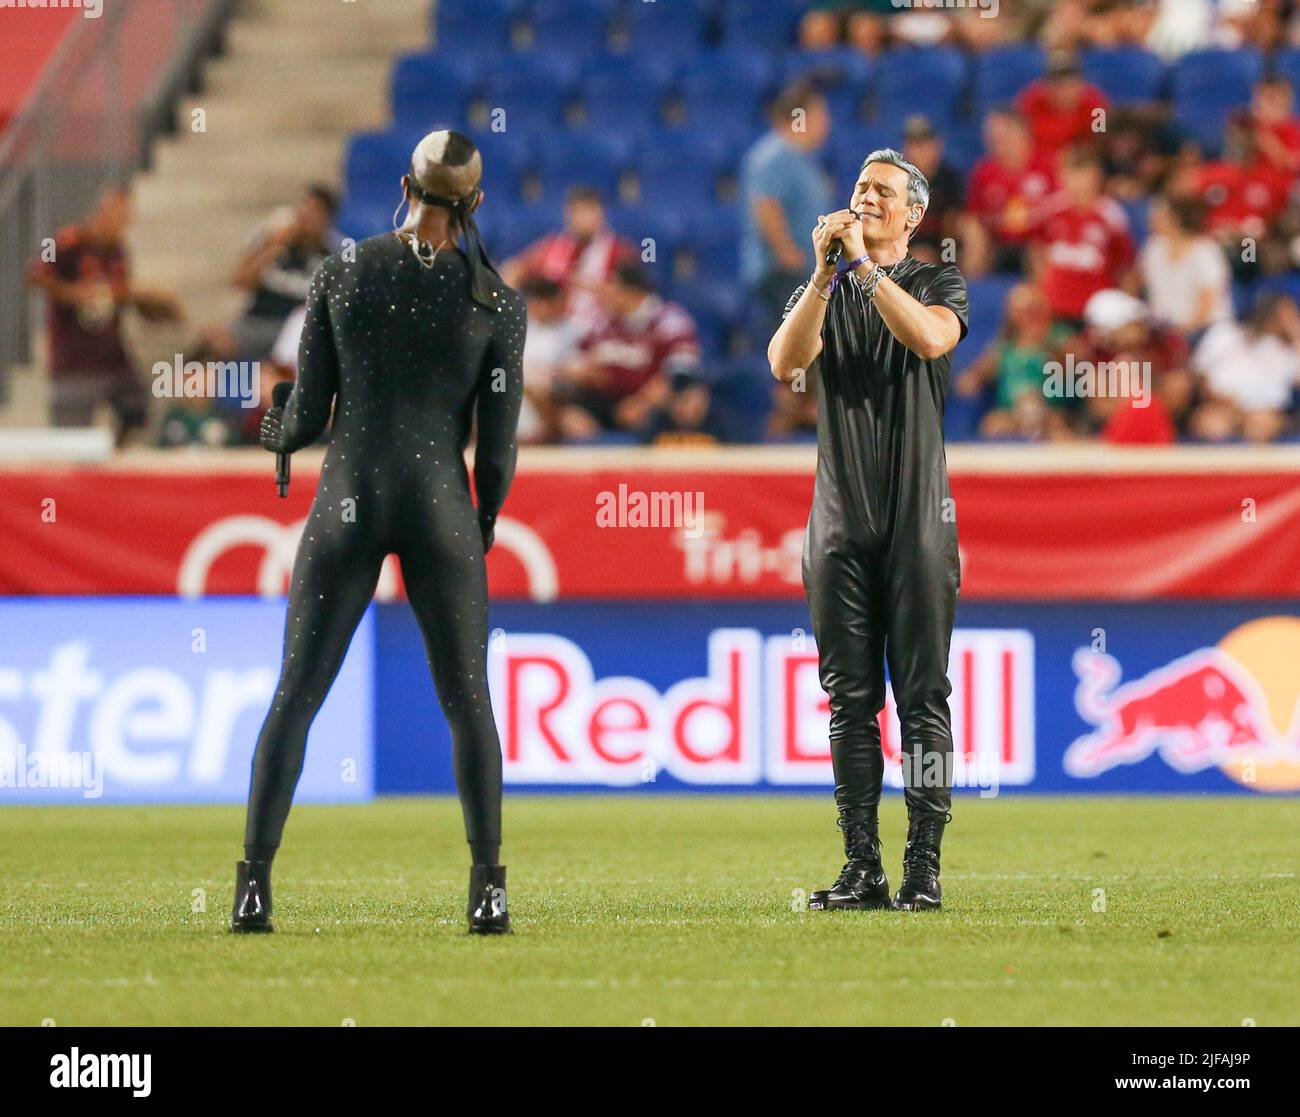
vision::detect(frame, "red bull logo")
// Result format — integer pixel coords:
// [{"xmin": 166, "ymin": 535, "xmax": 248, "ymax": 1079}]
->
[{"xmin": 1066, "ymin": 617, "xmax": 1300, "ymax": 791}]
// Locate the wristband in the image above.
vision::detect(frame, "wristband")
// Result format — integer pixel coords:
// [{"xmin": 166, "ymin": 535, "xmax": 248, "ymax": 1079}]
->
[{"xmin": 827, "ymin": 254, "xmax": 872, "ymax": 295}]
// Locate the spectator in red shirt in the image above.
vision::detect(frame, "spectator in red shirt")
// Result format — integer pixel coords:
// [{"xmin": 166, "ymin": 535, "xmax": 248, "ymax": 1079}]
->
[
  {"xmin": 1245, "ymin": 75, "xmax": 1300, "ymax": 181},
  {"xmin": 1172, "ymin": 118, "xmax": 1292, "ymax": 267},
  {"xmin": 556, "ymin": 263, "xmax": 707, "ymax": 441},
  {"xmin": 967, "ymin": 109, "xmax": 1059, "ymax": 272},
  {"xmin": 1015, "ymin": 51, "xmax": 1109, "ymax": 157},
  {"xmin": 501, "ymin": 185, "xmax": 638, "ymax": 332},
  {"xmin": 1029, "ymin": 147, "xmax": 1136, "ymax": 326},
  {"xmin": 26, "ymin": 183, "xmax": 181, "ymax": 444}
]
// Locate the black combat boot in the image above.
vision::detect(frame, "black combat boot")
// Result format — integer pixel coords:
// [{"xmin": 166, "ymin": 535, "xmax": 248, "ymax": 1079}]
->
[
  {"xmin": 230, "ymin": 859, "xmax": 274, "ymax": 933},
  {"xmin": 468, "ymin": 865, "xmax": 512, "ymax": 935},
  {"xmin": 892, "ymin": 810, "xmax": 950, "ymax": 911},
  {"xmin": 808, "ymin": 809, "xmax": 890, "ymax": 910}
]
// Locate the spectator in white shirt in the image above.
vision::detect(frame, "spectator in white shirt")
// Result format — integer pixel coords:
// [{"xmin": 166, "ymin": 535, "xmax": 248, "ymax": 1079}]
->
[
  {"xmin": 1140, "ymin": 196, "xmax": 1233, "ymax": 338},
  {"xmin": 1190, "ymin": 292, "xmax": 1300, "ymax": 442}
]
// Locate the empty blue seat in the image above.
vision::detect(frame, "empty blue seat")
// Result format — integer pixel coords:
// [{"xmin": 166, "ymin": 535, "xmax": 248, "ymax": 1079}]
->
[
  {"xmin": 722, "ymin": 0, "xmax": 804, "ymax": 51},
  {"xmin": 639, "ymin": 128, "xmax": 741, "ymax": 179},
  {"xmin": 346, "ymin": 130, "xmax": 417, "ymax": 195},
  {"xmin": 684, "ymin": 206, "xmax": 743, "ymax": 283},
  {"xmin": 536, "ymin": 131, "xmax": 633, "ymax": 201},
  {"xmin": 1171, "ymin": 48, "xmax": 1263, "ymax": 154},
  {"xmin": 781, "ymin": 45, "xmax": 873, "ymax": 90},
  {"xmin": 976, "ymin": 43, "xmax": 1045, "ymax": 113},
  {"xmin": 829, "ymin": 124, "xmax": 901, "ymax": 192},
  {"xmin": 390, "ymin": 53, "xmax": 484, "ymax": 130},
  {"xmin": 959, "ymin": 273, "xmax": 1017, "ymax": 375},
  {"xmin": 335, "ymin": 199, "xmax": 393, "ymax": 243},
  {"xmin": 606, "ymin": 203, "xmax": 690, "ymax": 270},
  {"xmin": 679, "ymin": 46, "xmax": 781, "ymax": 95},
  {"xmin": 1274, "ymin": 47, "xmax": 1300, "ymax": 97},
  {"xmin": 526, "ymin": 0, "xmax": 617, "ymax": 56},
  {"xmin": 477, "ymin": 199, "xmax": 565, "ymax": 262},
  {"xmin": 623, "ymin": 2, "xmax": 709, "ymax": 59},
  {"xmin": 580, "ymin": 70, "xmax": 668, "ymax": 131},
  {"xmin": 460, "ymin": 127, "xmax": 537, "ymax": 205},
  {"xmin": 677, "ymin": 71, "xmax": 766, "ymax": 133},
  {"xmin": 635, "ymin": 147, "xmax": 721, "ymax": 209},
  {"xmin": 482, "ymin": 58, "xmax": 578, "ymax": 132},
  {"xmin": 1080, "ymin": 47, "xmax": 1166, "ymax": 105},
  {"xmin": 875, "ymin": 47, "xmax": 969, "ymax": 129},
  {"xmin": 665, "ymin": 279, "xmax": 743, "ymax": 357},
  {"xmin": 433, "ymin": 1, "xmax": 521, "ymax": 52}
]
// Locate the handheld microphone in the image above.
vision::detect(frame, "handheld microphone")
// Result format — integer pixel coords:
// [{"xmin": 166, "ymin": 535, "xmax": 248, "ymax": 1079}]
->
[
  {"xmin": 271, "ymin": 381, "xmax": 292, "ymax": 498},
  {"xmin": 824, "ymin": 210, "xmax": 864, "ymax": 268}
]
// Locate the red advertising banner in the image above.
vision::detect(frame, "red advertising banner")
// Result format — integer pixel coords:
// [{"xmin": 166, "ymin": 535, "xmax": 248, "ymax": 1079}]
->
[{"xmin": 2, "ymin": 447, "xmax": 1299, "ymax": 600}]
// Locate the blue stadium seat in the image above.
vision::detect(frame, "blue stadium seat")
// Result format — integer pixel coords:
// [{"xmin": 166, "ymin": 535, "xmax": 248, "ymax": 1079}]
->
[
  {"xmin": 780, "ymin": 47, "xmax": 872, "ymax": 126},
  {"xmin": 605, "ymin": 203, "xmax": 689, "ymax": 273},
  {"xmin": 1274, "ymin": 47, "xmax": 1300, "ymax": 97},
  {"xmin": 536, "ymin": 130, "xmax": 634, "ymax": 201},
  {"xmin": 623, "ymin": 2, "xmax": 710, "ymax": 60},
  {"xmin": 976, "ymin": 43, "xmax": 1045, "ymax": 113},
  {"xmin": 482, "ymin": 55, "xmax": 580, "ymax": 133},
  {"xmin": 477, "ymin": 198, "xmax": 565, "ymax": 262},
  {"xmin": 433, "ymin": 1, "xmax": 522, "ymax": 52},
  {"xmin": 1171, "ymin": 48, "xmax": 1263, "ymax": 155},
  {"xmin": 781, "ymin": 45, "xmax": 873, "ymax": 89},
  {"xmin": 639, "ymin": 128, "xmax": 742, "ymax": 180},
  {"xmin": 829, "ymin": 124, "xmax": 901, "ymax": 192},
  {"xmin": 666, "ymin": 279, "xmax": 746, "ymax": 358},
  {"xmin": 346, "ymin": 130, "xmax": 417, "ymax": 196},
  {"xmin": 684, "ymin": 205, "xmax": 743, "ymax": 284},
  {"xmin": 708, "ymin": 356, "xmax": 775, "ymax": 443},
  {"xmin": 1079, "ymin": 47, "xmax": 1167, "ymax": 105},
  {"xmin": 526, "ymin": 0, "xmax": 618, "ymax": 57},
  {"xmin": 461, "ymin": 127, "xmax": 537, "ymax": 205},
  {"xmin": 721, "ymin": 0, "xmax": 805, "ymax": 51},
  {"xmin": 680, "ymin": 46, "xmax": 781, "ymax": 95},
  {"xmin": 958, "ymin": 273, "xmax": 1017, "ymax": 375},
  {"xmin": 677, "ymin": 70, "xmax": 766, "ymax": 134},
  {"xmin": 875, "ymin": 47, "xmax": 970, "ymax": 129},
  {"xmin": 635, "ymin": 147, "xmax": 722, "ymax": 209},
  {"xmin": 390, "ymin": 53, "xmax": 484, "ymax": 130},
  {"xmin": 580, "ymin": 69, "xmax": 669, "ymax": 131},
  {"xmin": 335, "ymin": 199, "xmax": 393, "ymax": 244},
  {"xmin": 582, "ymin": 50, "xmax": 680, "ymax": 89}
]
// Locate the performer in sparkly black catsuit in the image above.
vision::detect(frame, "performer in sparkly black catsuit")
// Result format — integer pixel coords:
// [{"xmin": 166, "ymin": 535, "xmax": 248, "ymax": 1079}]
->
[{"xmin": 231, "ymin": 131, "xmax": 525, "ymax": 935}]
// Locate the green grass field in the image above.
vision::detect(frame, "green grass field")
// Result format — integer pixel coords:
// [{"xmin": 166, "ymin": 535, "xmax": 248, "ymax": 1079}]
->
[{"xmin": 1, "ymin": 795, "xmax": 1296, "ymax": 1027}]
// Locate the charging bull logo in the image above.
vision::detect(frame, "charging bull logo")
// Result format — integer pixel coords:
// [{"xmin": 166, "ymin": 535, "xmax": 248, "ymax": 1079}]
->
[{"xmin": 1065, "ymin": 616, "xmax": 1300, "ymax": 792}]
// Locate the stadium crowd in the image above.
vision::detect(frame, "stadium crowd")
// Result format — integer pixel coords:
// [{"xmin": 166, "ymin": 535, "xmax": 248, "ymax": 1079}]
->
[{"xmin": 24, "ymin": 0, "xmax": 1300, "ymax": 447}]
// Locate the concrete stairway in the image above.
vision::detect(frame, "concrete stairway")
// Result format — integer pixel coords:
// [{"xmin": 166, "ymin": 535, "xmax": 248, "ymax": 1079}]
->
[
  {"xmin": 129, "ymin": 0, "xmax": 430, "ymax": 331},
  {"xmin": 3, "ymin": 0, "xmax": 433, "ymax": 429}
]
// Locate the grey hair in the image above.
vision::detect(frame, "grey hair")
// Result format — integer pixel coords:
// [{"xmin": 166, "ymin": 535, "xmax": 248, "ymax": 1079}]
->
[{"xmin": 859, "ymin": 147, "xmax": 930, "ymax": 212}]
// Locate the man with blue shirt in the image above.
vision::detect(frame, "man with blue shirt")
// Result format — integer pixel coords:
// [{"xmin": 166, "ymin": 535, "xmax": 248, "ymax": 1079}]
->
[{"xmin": 741, "ymin": 81, "xmax": 835, "ymax": 337}]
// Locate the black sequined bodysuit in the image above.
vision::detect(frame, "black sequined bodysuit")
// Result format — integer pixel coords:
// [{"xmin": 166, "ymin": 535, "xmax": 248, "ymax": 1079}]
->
[{"xmin": 243, "ymin": 233, "xmax": 525, "ymax": 863}]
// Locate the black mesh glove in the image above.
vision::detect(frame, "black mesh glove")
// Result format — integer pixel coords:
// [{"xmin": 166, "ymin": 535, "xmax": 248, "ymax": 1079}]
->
[
  {"xmin": 478, "ymin": 512, "xmax": 496, "ymax": 554},
  {"xmin": 259, "ymin": 406, "xmax": 285, "ymax": 453}
]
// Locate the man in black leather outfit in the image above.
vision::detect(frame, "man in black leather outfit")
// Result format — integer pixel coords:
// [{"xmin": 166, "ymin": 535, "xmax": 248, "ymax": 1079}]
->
[{"xmin": 768, "ymin": 148, "xmax": 968, "ymax": 912}]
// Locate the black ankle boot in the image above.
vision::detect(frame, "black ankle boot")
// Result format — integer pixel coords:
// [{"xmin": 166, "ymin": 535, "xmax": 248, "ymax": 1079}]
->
[
  {"xmin": 808, "ymin": 809, "xmax": 890, "ymax": 911},
  {"xmin": 893, "ymin": 810, "xmax": 950, "ymax": 911},
  {"xmin": 468, "ymin": 865, "xmax": 511, "ymax": 934},
  {"xmin": 230, "ymin": 859, "xmax": 274, "ymax": 933}
]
